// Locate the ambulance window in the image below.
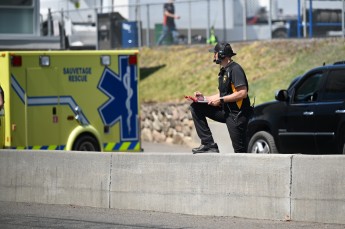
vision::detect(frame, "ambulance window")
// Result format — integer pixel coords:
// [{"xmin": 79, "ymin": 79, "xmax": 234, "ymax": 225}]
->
[{"xmin": 0, "ymin": 0, "xmax": 33, "ymax": 6}]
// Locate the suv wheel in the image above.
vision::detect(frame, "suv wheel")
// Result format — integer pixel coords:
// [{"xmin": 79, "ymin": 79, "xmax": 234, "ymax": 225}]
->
[{"xmin": 248, "ymin": 131, "xmax": 278, "ymax": 154}]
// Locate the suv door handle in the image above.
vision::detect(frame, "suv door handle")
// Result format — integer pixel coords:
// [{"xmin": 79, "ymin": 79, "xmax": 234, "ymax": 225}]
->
[
  {"xmin": 335, "ymin": 110, "xmax": 345, "ymax": 114},
  {"xmin": 303, "ymin": 111, "xmax": 314, "ymax": 116}
]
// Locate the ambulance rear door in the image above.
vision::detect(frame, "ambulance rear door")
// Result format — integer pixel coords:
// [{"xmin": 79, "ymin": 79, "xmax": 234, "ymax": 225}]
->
[{"xmin": 26, "ymin": 68, "xmax": 61, "ymax": 150}]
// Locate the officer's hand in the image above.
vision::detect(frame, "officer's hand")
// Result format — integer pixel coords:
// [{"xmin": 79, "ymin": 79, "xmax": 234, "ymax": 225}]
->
[
  {"xmin": 194, "ymin": 91, "xmax": 203, "ymax": 97},
  {"xmin": 208, "ymin": 98, "xmax": 221, "ymax": 107}
]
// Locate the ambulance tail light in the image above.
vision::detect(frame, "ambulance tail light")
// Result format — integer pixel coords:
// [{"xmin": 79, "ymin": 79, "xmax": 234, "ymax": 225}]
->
[
  {"xmin": 11, "ymin": 55, "xmax": 22, "ymax": 67},
  {"xmin": 129, "ymin": 55, "xmax": 137, "ymax": 65}
]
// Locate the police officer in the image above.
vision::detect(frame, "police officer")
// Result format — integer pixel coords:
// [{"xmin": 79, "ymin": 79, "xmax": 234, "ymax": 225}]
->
[{"xmin": 190, "ymin": 42, "xmax": 253, "ymax": 154}]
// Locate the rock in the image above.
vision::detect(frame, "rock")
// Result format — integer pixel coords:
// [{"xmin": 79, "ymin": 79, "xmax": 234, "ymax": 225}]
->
[
  {"xmin": 152, "ymin": 119, "xmax": 162, "ymax": 131},
  {"xmin": 152, "ymin": 129, "xmax": 166, "ymax": 143},
  {"xmin": 141, "ymin": 128, "xmax": 153, "ymax": 142},
  {"xmin": 140, "ymin": 102, "xmax": 197, "ymax": 147},
  {"xmin": 166, "ymin": 137, "xmax": 174, "ymax": 144},
  {"xmin": 172, "ymin": 133, "xmax": 184, "ymax": 145}
]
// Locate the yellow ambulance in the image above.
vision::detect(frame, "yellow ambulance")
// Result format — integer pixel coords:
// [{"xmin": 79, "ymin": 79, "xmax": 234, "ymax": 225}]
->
[{"xmin": 0, "ymin": 50, "xmax": 141, "ymax": 152}]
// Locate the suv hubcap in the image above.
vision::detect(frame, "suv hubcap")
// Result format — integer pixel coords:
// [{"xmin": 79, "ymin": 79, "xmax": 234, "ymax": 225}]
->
[{"xmin": 251, "ymin": 140, "xmax": 270, "ymax": 154}]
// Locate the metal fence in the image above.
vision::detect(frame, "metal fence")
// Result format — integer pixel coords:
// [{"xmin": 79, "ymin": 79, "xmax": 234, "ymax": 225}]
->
[{"xmin": 43, "ymin": 0, "xmax": 345, "ymax": 50}]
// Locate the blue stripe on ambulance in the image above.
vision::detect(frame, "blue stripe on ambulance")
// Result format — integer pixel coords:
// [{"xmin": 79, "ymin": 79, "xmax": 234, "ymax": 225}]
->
[
  {"xmin": 28, "ymin": 145, "xmax": 66, "ymax": 150},
  {"xmin": 10, "ymin": 75, "xmax": 25, "ymax": 103},
  {"xmin": 11, "ymin": 145, "xmax": 66, "ymax": 150},
  {"xmin": 114, "ymin": 141, "xmax": 140, "ymax": 150},
  {"xmin": 11, "ymin": 75, "xmax": 90, "ymax": 124},
  {"xmin": 103, "ymin": 141, "xmax": 140, "ymax": 151}
]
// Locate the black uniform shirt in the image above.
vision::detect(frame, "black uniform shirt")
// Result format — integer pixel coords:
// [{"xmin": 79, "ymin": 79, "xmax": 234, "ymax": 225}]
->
[
  {"xmin": 218, "ymin": 61, "xmax": 251, "ymax": 112},
  {"xmin": 163, "ymin": 3, "xmax": 175, "ymax": 27}
]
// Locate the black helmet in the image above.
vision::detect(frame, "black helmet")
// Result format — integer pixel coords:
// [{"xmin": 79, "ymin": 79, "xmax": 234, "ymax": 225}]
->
[{"xmin": 208, "ymin": 42, "xmax": 236, "ymax": 57}]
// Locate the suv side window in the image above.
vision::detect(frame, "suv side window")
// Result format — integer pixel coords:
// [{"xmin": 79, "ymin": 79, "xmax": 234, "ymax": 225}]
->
[
  {"xmin": 321, "ymin": 69, "xmax": 345, "ymax": 101},
  {"xmin": 293, "ymin": 72, "xmax": 323, "ymax": 103}
]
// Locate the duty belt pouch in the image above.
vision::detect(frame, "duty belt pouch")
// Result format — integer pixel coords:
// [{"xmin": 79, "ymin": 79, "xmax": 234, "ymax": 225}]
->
[{"xmin": 225, "ymin": 103, "xmax": 240, "ymax": 122}]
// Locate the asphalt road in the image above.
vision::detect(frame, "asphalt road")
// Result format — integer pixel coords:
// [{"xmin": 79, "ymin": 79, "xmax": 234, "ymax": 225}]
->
[{"xmin": 1, "ymin": 201, "xmax": 344, "ymax": 229}]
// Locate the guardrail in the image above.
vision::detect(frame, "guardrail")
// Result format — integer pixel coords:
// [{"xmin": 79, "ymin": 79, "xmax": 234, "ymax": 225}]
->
[{"xmin": 0, "ymin": 150, "xmax": 344, "ymax": 224}]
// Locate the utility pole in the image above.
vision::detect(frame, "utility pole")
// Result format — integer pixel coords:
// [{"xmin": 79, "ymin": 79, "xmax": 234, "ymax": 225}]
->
[{"xmin": 222, "ymin": 0, "xmax": 226, "ymax": 41}]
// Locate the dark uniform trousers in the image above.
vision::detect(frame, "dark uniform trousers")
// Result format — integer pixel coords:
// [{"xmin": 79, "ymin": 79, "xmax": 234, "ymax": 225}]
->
[{"xmin": 190, "ymin": 102, "xmax": 250, "ymax": 153}]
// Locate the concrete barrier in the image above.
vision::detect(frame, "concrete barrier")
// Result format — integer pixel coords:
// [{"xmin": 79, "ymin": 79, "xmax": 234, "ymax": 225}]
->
[
  {"xmin": 110, "ymin": 153, "xmax": 291, "ymax": 220},
  {"xmin": 0, "ymin": 150, "xmax": 344, "ymax": 224},
  {"xmin": 291, "ymin": 155, "xmax": 345, "ymax": 224},
  {"xmin": 0, "ymin": 150, "xmax": 111, "ymax": 208}
]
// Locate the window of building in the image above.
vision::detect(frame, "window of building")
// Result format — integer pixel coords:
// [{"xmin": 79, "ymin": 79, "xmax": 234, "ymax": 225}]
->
[
  {"xmin": 0, "ymin": 0, "xmax": 32, "ymax": 6},
  {"xmin": 0, "ymin": 0, "xmax": 36, "ymax": 35}
]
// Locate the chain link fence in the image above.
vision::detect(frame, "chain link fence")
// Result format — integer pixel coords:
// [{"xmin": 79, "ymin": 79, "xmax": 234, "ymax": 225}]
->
[{"xmin": 42, "ymin": 0, "xmax": 345, "ymax": 50}]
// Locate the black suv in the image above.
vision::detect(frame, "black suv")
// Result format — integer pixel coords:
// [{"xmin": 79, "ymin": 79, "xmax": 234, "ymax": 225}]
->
[{"xmin": 247, "ymin": 61, "xmax": 345, "ymax": 154}]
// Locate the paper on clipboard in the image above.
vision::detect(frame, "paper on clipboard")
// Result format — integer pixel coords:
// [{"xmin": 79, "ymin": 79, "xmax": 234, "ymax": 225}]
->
[{"xmin": 184, "ymin": 95, "xmax": 208, "ymax": 103}]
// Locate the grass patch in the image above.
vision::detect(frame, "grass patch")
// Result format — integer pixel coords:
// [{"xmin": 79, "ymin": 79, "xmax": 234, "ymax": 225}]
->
[{"xmin": 139, "ymin": 38, "xmax": 345, "ymax": 105}]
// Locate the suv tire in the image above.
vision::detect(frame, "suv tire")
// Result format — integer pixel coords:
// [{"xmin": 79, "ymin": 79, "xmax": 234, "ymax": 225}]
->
[{"xmin": 248, "ymin": 131, "xmax": 278, "ymax": 154}]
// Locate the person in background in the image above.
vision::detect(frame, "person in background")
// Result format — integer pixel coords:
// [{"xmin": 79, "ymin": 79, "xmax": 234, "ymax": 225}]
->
[
  {"xmin": 189, "ymin": 42, "xmax": 253, "ymax": 154},
  {"xmin": 156, "ymin": 0, "xmax": 180, "ymax": 45},
  {"xmin": 207, "ymin": 26, "xmax": 218, "ymax": 45}
]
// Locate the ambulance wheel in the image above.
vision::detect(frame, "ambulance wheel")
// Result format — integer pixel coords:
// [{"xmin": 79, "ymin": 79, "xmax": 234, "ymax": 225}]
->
[{"xmin": 73, "ymin": 134, "xmax": 100, "ymax": 152}]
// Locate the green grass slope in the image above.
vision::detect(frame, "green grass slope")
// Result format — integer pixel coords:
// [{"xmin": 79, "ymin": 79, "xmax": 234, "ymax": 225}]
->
[{"xmin": 139, "ymin": 38, "xmax": 345, "ymax": 105}]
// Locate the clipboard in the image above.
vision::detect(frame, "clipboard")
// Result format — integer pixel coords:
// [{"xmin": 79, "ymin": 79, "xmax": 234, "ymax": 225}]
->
[{"xmin": 184, "ymin": 95, "xmax": 208, "ymax": 103}]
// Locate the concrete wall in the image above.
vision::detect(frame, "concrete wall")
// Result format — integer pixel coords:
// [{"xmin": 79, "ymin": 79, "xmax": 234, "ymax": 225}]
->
[
  {"xmin": 291, "ymin": 155, "xmax": 345, "ymax": 224},
  {"xmin": 110, "ymin": 153, "xmax": 291, "ymax": 220},
  {"xmin": 0, "ymin": 150, "xmax": 344, "ymax": 224},
  {"xmin": 0, "ymin": 150, "xmax": 111, "ymax": 208}
]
